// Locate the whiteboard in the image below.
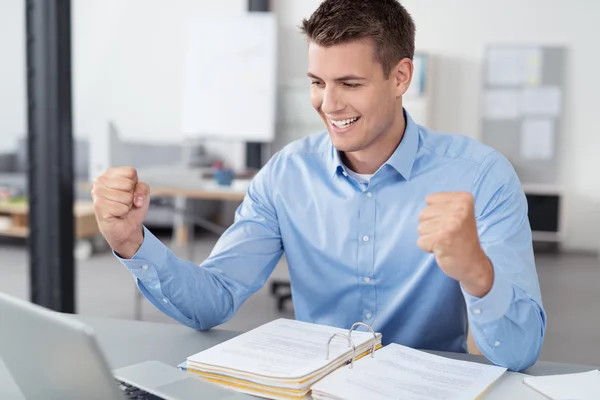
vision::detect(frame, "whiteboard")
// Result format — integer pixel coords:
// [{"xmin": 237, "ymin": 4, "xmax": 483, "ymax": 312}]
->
[{"xmin": 181, "ymin": 13, "xmax": 277, "ymax": 142}]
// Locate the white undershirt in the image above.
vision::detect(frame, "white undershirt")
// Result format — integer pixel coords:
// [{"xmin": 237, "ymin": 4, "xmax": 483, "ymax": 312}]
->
[{"xmin": 345, "ymin": 168, "xmax": 373, "ymax": 184}]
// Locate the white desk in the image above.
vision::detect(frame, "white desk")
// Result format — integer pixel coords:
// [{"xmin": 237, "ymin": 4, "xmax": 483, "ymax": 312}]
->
[{"xmin": 1, "ymin": 316, "xmax": 597, "ymax": 399}]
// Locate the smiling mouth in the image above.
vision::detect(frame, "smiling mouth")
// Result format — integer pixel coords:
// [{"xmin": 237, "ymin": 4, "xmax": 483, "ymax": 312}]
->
[{"xmin": 329, "ymin": 117, "xmax": 360, "ymax": 128}]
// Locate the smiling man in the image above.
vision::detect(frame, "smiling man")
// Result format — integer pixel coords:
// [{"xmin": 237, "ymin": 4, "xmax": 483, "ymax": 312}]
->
[{"xmin": 91, "ymin": 0, "xmax": 546, "ymax": 372}]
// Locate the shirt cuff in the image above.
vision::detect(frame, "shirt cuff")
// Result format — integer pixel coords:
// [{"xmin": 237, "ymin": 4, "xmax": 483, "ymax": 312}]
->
[
  {"xmin": 461, "ymin": 268, "xmax": 514, "ymax": 325},
  {"xmin": 113, "ymin": 225, "xmax": 169, "ymax": 280}
]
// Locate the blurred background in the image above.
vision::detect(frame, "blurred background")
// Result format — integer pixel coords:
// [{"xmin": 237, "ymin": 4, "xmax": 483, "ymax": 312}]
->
[{"xmin": 0, "ymin": 0, "xmax": 598, "ymax": 367}]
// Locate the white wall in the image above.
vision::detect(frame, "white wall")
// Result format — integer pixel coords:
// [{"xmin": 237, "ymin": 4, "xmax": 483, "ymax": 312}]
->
[{"xmin": 1, "ymin": 0, "xmax": 598, "ymax": 252}]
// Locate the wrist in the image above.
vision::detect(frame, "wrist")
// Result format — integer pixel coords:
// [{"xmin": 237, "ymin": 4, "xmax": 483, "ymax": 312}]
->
[
  {"xmin": 460, "ymin": 251, "xmax": 494, "ymax": 298},
  {"xmin": 113, "ymin": 227, "xmax": 144, "ymax": 259}
]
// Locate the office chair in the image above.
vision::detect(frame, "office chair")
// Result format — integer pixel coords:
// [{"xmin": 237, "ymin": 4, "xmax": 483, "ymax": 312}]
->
[{"xmin": 270, "ymin": 279, "xmax": 293, "ymax": 311}]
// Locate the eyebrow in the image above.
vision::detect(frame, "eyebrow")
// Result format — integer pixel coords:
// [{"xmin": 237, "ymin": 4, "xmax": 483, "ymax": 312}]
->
[{"xmin": 307, "ymin": 72, "xmax": 367, "ymax": 82}]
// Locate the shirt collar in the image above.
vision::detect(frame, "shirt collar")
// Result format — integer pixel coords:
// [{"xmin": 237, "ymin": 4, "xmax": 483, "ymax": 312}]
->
[{"xmin": 329, "ymin": 108, "xmax": 420, "ymax": 181}]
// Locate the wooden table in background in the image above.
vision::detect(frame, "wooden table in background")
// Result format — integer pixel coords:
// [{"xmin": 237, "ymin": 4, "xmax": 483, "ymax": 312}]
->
[{"xmin": 0, "ymin": 201, "xmax": 101, "ymax": 259}]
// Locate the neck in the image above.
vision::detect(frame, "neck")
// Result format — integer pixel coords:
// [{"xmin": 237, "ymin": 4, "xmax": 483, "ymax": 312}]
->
[{"xmin": 342, "ymin": 109, "xmax": 407, "ymax": 174}]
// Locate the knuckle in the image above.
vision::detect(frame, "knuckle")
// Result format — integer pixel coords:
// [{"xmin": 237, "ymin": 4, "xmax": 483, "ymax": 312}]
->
[
  {"xmin": 126, "ymin": 178, "xmax": 136, "ymax": 190},
  {"xmin": 92, "ymin": 185, "xmax": 104, "ymax": 198},
  {"xmin": 124, "ymin": 192, "xmax": 134, "ymax": 205},
  {"xmin": 457, "ymin": 203, "xmax": 469, "ymax": 217},
  {"xmin": 101, "ymin": 168, "xmax": 113, "ymax": 178},
  {"xmin": 115, "ymin": 202, "xmax": 130, "ymax": 216},
  {"xmin": 93, "ymin": 175, "xmax": 104, "ymax": 188},
  {"xmin": 93, "ymin": 198, "xmax": 105, "ymax": 215},
  {"xmin": 439, "ymin": 233, "xmax": 452, "ymax": 247},
  {"xmin": 461, "ymin": 192, "xmax": 474, "ymax": 203},
  {"xmin": 122, "ymin": 166, "xmax": 137, "ymax": 179},
  {"xmin": 447, "ymin": 217, "xmax": 461, "ymax": 232},
  {"xmin": 119, "ymin": 177, "xmax": 135, "ymax": 192}
]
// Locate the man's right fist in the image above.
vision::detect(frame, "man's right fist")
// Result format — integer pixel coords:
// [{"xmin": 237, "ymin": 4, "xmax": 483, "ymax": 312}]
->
[{"xmin": 91, "ymin": 167, "xmax": 150, "ymax": 259}]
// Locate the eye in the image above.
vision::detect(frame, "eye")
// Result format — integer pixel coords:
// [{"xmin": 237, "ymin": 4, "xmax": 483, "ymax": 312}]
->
[{"xmin": 343, "ymin": 83, "xmax": 360, "ymax": 88}]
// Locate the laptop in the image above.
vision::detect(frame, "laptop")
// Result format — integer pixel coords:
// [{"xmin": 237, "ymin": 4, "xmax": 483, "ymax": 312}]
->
[{"xmin": 0, "ymin": 291, "xmax": 250, "ymax": 400}]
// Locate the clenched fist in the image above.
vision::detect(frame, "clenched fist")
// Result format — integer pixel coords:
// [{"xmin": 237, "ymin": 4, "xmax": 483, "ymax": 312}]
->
[
  {"xmin": 417, "ymin": 192, "xmax": 493, "ymax": 298},
  {"xmin": 91, "ymin": 167, "xmax": 150, "ymax": 258}
]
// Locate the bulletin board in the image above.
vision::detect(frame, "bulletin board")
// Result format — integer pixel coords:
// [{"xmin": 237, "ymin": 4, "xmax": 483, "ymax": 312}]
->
[{"xmin": 480, "ymin": 46, "xmax": 566, "ymax": 185}]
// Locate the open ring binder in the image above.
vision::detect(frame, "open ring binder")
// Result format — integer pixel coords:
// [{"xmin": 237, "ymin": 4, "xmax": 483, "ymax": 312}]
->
[
  {"xmin": 325, "ymin": 333, "xmax": 357, "ymax": 369},
  {"xmin": 348, "ymin": 322, "xmax": 377, "ymax": 358}
]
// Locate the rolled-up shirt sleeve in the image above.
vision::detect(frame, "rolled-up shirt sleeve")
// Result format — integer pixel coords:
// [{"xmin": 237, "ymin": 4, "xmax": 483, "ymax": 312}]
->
[{"xmin": 464, "ymin": 151, "xmax": 547, "ymax": 372}]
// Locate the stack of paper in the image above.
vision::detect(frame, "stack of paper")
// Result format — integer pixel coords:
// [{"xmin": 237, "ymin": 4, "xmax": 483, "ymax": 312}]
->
[
  {"xmin": 524, "ymin": 370, "xmax": 600, "ymax": 400},
  {"xmin": 311, "ymin": 343, "xmax": 507, "ymax": 400},
  {"xmin": 182, "ymin": 318, "xmax": 382, "ymax": 399}
]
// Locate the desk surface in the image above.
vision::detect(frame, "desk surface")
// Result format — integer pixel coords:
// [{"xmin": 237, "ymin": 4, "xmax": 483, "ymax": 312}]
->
[{"xmin": 1, "ymin": 316, "xmax": 597, "ymax": 399}]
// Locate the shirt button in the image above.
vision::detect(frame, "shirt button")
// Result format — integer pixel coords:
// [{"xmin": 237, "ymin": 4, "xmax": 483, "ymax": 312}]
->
[
  {"xmin": 473, "ymin": 308, "xmax": 482, "ymax": 315},
  {"xmin": 365, "ymin": 192, "xmax": 373, "ymax": 198},
  {"xmin": 494, "ymin": 340, "xmax": 501, "ymax": 347},
  {"xmin": 362, "ymin": 235, "xmax": 370, "ymax": 242},
  {"xmin": 342, "ymin": 171, "xmax": 348, "ymax": 177},
  {"xmin": 162, "ymin": 298, "xmax": 168, "ymax": 303},
  {"xmin": 141, "ymin": 264, "xmax": 149, "ymax": 270},
  {"xmin": 365, "ymin": 312, "xmax": 372, "ymax": 319},
  {"xmin": 363, "ymin": 277, "xmax": 371, "ymax": 284}
]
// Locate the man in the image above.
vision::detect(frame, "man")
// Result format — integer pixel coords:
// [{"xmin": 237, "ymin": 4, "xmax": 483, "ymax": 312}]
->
[{"xmin": 92, "ymin": 0, "xmax": 546, "ymax": 371}]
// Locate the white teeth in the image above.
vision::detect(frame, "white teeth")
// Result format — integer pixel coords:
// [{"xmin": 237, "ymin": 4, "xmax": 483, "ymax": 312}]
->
[{"xmin": 331, "ymin": 117, "xmax": 359, "ymax": 128}]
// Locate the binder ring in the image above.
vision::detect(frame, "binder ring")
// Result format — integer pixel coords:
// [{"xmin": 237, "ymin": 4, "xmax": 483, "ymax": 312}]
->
[
  {"xmin": 325, "ymin": 333, "xmax": 357, "ymax": 369},
  {"xmin": 348, "ymin": 322, "xmax": 377, "ymax": 358}
]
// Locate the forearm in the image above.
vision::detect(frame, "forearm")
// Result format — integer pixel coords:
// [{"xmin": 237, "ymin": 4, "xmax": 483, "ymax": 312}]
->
[
  {"xmin": 116, "ymin": 226, "xmax": 240, "ymax": 330},
  {"xmin": 464, "ymin": 271, "xmax": 546, "ymax": 371}
]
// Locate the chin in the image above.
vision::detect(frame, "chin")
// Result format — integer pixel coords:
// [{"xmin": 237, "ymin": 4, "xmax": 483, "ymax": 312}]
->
[{"xmin": 328, "ymin": 135, "xmax": 363, "ymax": 153}]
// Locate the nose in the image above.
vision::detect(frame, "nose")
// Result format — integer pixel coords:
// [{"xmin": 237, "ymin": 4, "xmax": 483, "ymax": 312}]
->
[{"xmin": 321, "ymin": 86, "xmax": 344, "ymax": 115}]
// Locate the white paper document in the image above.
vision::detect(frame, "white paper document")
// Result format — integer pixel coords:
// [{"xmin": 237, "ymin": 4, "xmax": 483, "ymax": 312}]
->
[
  {"xmin": 486, "ymin": 47, "xmax": 543, "ymax": 86},
  {"xmin": 524, "ymin": 370, "xmax": 600, "ymax": 400},
  {"xmin": 521, "ymin": 119, "xmax": 555, "ymax": 160},
  {"xmin": 519, "ymin": 86, "xmax": 562, "ymax": 117},
  {"xmin": 483, "ymin": 89, "xmax": 520, "ymax": 119},
  {"xmin": 311, "ymin": 343, "xmax": 507, "ymax": 400}
]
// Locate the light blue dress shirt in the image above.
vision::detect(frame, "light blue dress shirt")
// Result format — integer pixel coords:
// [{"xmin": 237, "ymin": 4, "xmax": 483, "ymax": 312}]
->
[{"xmin": 118, "ymin": 111, "xmax": 546, "ymax": 371}]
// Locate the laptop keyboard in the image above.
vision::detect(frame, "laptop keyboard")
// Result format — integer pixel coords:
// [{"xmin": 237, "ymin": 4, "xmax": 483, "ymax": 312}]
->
[{"xmin": 117, "ymin": 379, "xmax": 163, "ymax": 400}]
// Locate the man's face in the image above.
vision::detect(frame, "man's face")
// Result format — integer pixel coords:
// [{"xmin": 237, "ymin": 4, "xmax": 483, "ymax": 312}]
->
[{"xmin": 308, "ymin": 39, "xmax": 402, "ymax": 154}]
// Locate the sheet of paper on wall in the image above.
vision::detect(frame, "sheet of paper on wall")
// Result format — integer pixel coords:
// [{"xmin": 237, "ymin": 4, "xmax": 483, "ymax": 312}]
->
[
  {"xmin": 483, "ymin": 89, "xmax": 520, "ymax": 119},
  {"xmin": 519, "ymin": 86, "xmax": 562, "ymax": 117},
  {"xmin": 486, "ymin": 47, "xmax": 543, "ymax": 86},
  {"xmin": 521, "ymin": 119, "xmax": 555, "ymax": 160}
]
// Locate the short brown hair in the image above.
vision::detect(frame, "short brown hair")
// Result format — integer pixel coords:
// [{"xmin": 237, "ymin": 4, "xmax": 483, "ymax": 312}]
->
[{"xmin": 300, "ymin": 0, "xmax": 416, "ymax": 78}]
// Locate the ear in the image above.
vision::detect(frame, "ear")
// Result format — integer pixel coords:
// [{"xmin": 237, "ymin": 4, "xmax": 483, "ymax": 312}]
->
[{"xmin": 391, "ymin": 58, "xmax": 413, "ymax": 98}]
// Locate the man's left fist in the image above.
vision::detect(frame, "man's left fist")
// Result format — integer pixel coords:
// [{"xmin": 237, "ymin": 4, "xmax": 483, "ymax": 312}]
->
[{"xmin": 417, "ymin": 192, "xmax": 493, "ymax": 297}]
